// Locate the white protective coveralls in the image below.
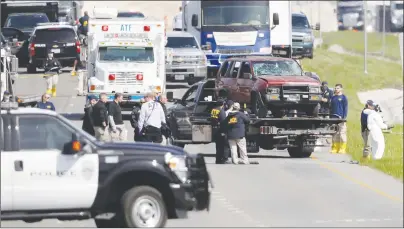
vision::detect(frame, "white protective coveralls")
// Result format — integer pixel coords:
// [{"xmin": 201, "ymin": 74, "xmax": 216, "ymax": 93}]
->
[{"xmin": 364, "ymin": 109, "xmax": 389, "ymax": 160}]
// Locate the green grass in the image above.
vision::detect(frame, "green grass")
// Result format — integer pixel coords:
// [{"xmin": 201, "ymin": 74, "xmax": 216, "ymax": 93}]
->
[
  {"xmin": 317, "ymin": 31, "xmax": 402, "ymax": 61},
  {"xmin": 302, "ymin": 48, "xmax": 403, "ymax": 180}
]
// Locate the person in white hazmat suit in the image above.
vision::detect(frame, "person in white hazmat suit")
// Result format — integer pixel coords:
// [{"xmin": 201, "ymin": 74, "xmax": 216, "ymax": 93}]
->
[{"xmin": 363, "ymin": 102, "xmax": 394, "ymax": 160}]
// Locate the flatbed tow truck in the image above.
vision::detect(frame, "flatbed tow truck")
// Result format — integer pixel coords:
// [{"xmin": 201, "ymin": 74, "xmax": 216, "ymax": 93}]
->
[{"xmin": 166, "ymin": 79, "xmax": 345, "ymax": 158}]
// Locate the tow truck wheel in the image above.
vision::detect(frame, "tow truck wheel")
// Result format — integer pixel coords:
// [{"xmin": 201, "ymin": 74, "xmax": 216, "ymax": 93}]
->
[
  {"xmin": 306, "ymin": 104, "xmax": 320, "ymax": 117},
  {"xmin": 121, "ymin": 186, "xmax": 168, "ymax": 228},
  {"xmin": 287, "ymin": 147, "xmax": 314, "ymax": 158},
  {"xmin": 27, "ymin": 64, "xmax": 37, "ymax": 74},
  {"xmin": 94, "ymin": 215, "xmax": 125, "ymax": 228}
]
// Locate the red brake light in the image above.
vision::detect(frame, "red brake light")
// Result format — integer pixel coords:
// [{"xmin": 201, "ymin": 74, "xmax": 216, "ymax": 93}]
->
[
  {"xmin": 102, "ymin": 25, "xmax": 109, "ymax": 31},
  {"xmin": 136, "ymin": 74, "xmax": 143, "ymax": 81},
  {"xmin": 29, "ymin": 43, "xmax": 35, "ymax": 56},
  {"xmin": 108, "ymin": 74, "xmax": 116, "ymax": 80},
  {"xmin": 76, "ymin": 40, "xmax": 80, "ymax": 54},
  {"xmin": 143, "ymin": 26, "xmax": 150, "ymax": 32}
]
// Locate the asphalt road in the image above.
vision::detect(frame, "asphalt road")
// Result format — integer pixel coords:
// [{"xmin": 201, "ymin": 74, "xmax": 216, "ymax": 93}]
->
[{"xmin": 1, "ymin": 68, "xmax": 403, "ymax": 228}]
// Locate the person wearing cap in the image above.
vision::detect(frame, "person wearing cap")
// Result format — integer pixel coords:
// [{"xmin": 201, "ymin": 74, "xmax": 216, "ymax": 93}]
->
[
  {"xmin": 361, "ymin": 100, "xmax": 377, "ymax": 158},
  {"xmin": 43, "ymin": 52, "xmax": 62, "ymax": 97},
  {"xmin": 364, "ymin": 101, "xmax": 394, "ymax": 160},
  {"xmin": 82, "ymin": 95, "xmax": 97, "ymax": 136},
  {"xmin": 320, "ymin": 81, "xmax": 333, "ymax": 117},
  {"xmin": 2, "ymin": 91, "xmax": 11, "ymax": 102},
  {"xmin": 210, "ymin": 97, "xmax": 231, "ymax": 164},
  {"xmin": 330, "ymin": 83, "xmax": 348, "ymax": 154},
  {"xmin": 108, "ymin": 93, "xmax": 127, "ymax": 142},
  {"xmin": 130, "ymin": 97, "xmax": 146, "ymax": 141},
  {"xmin": 224, "ymin": 102, "xmax": 252, "ymax": 164},
  {"xmin": 138, "ymin": 92, "xmax": 167, "ymax": 143},
  {"xmin": 36, "ymin": 93, "xmax": 56, "ymax": 111}
]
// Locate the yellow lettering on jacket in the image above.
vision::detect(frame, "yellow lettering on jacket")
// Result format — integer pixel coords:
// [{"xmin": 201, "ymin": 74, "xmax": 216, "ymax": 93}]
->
[
  {"xmin": 228, "ymin": 117, "xmax": 237, "ymax": 124},
  {"xmin": 211, "ymin": 109, "xmax": 220, "ymax": 119}
]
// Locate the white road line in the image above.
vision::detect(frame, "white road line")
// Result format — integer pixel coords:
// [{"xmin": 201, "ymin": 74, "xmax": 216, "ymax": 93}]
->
[{"xmin": 315, "ymin": 218, "xmax": 401, "ymax": 224}]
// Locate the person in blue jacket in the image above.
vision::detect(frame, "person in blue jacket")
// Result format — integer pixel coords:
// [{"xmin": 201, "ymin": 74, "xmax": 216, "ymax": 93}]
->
[
  {"xmin": 330, "ymin": 83, "xmax": 348, "ymax": 154},
  {"xmin": 36, "ymin": 93, "xmax": 55, "ymax": 111},
  {"xmin": 224, "ymin": 102, "xmax": 252, "ymax": 164},
  {"xmin": 210, "ymin": 98, "xmax": 231, "ymax": 164}
]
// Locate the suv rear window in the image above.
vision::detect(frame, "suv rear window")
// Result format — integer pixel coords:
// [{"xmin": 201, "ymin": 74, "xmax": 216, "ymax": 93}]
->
[
  {"xmin": 5, "ymin": 14, "xmax": 49, "ymax": 30},
  {"xmin": 33, "ymin": 28, "xmax": 76, "ymax": 43}
]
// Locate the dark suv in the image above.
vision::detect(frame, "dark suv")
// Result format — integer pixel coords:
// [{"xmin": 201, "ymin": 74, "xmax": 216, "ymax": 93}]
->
[
  {"xmin": 215, "ymin": 56, "xmax": 322, "ymax": 118},
  {"xmin": 27, "ymin": 23, "xmax": 80, "ymax": 73}
]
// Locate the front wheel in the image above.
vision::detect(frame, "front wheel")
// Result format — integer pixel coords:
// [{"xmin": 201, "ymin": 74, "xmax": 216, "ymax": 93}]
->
[
  {"xmin": 305, "ymin": 104, "xmax": 320, "ymax": 117},
  {"xmin": 121, "ymin": 186, "xmax": 168, "ymax": 228},
  {"xmin": 251, "ymin": 92, "xmax": 268, "ymax": 118},
  {"xmin": 287, "ymin": 147, "xmax": 314, "ymax": 158}
]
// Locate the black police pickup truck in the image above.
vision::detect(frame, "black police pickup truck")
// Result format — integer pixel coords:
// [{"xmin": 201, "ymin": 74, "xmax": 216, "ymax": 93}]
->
[
  {"xmin": 0, "ymin": 102, "xmax": 211, "ymax": 228},
  {"xmin": 166, "ymin": 79, "xmax": 345, "ymax": 158}
]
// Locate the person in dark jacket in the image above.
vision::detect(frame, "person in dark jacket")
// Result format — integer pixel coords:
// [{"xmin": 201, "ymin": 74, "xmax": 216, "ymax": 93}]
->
[
  {"xmin": 92, "ymin": 93, "xmax": 109, "ymax": 141},
  {"xmin": 82, "ymin": 95, "xmax": 97, "ymax": 136},
  {"xmin": 130, "ymin": 97, "xmax": 145, "ymax": 141},
  {"xmin": 211, "ymin": 98, "xmax": 231, "ymax": 164},
  {"xmin": 78, "ymin": 11, "xmax": 89, "ymax": 36},
  {"xmin": 330, "ymin": 83, "xmax": 348, "ymax": 154},
  {"xmin": 224, "ymin": 102, "xmax": 251, "ymax": 164},
  {"xmin": 36, "ymin": 93, "xmax": 56, "ymax": 111},
  {"xmin": 320, "ymin": 81, "xmax": 333, "ymax": 116},
  {"xmin": 158, "ymin": 95, "xmax": 171, "ymax": 141}
]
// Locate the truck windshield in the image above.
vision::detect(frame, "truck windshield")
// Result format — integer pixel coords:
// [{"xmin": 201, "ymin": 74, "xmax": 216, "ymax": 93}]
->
[
  {"xmin": 202, "ymin": 3, "xmax": 269, "ymax": 26},
  {"xmin": 292, "ymin": 15, "xmax": 310, "ymax": 28},
  {"xmin": 99, "ymin": 46, "xmax": 154, "ymax": 62},
  {"xmin": 166, "ymin": 37, "xmax": 199, "ymax": 48},
  {"xmin": 253, "ymin": 60, "xmax": 303, "ymax": 76},
  {"xmin": 5, "ymin": 14, "xmax": 49, "ymax": 30}
]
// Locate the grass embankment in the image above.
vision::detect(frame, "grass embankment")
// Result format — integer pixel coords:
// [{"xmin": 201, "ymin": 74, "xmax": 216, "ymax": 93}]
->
[
  {"xmin": 302, "ymin": 48, "xmax": 403, "ymax": 180},
  {"xmin": 317, "ymin": 31, "xmax": 402, "ymax": 61}
]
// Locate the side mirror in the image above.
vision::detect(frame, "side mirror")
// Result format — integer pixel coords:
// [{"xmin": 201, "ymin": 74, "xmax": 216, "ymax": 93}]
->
[
  {"xmin": 62, "ymin": 134, "xmax": 82, "ymax": 155},
  {"xmin": 243, "ymin": 73, "xmax": 252, "ymax": 79},
  {"xmin": 166, "ymin": 91, "xmax": 174, "ymax": 101},
  {"xmin": 191, "ymin": 14, "xmax": 198, "ymax": 27},
  {"xmin": 304, "ymin": 72, "xmax": 313, "ymax": 77},
  {"xmin": 272, "ymin": 13, "xmax": 279, "ymax": 26}
]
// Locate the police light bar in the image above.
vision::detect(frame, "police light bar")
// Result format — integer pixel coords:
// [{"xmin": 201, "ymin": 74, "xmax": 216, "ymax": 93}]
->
[
  {"xmin": 1, "ymin": 102, "xmax": 19, "ymax": 110},
  {"xmin": 93, "ymin": 7, "xmax": 118, "ymax": 19}
]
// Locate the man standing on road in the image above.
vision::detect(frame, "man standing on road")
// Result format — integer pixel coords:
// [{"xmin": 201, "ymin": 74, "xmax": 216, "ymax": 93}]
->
[
  {"xmin": 138, "ymin": 92, "xmax": 166, "ymax": 143},
  {"xmin": 82, "ymin": 95, "xmax": 97, "ymax": 136},
  {"xmin": 43, "ymin": 52, "xmax": 62, "ymax": 97},
  {"xmin": 211, "ymin": 98, "xmax": 231, "ymax": 164},
  {"xmin": 172, "ymin": 6, "xmax": 183, "ymax": 31},
  {"xmin": 108, "ymin": 93, "xmax": 127, "ymax": 142},
  {"xmin": 320, "ymin": 81, "xmax": 333, "ymax": 117},
  {"xmin": 92, "ymin": 93, "xmax": 109, "ymax": 141},
  {"xmin": 330, "ymin": 84, "xmax": 348, "ymax": 154},
  {"xmin": 224, "ymin": 102, "xmax": 253, "ymax": 165},
  {"xmin": 130, "ymin": 97, "xmax": 146, "ymax": 142}
]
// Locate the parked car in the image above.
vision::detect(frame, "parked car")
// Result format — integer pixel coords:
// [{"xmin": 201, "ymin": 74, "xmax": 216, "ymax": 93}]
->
[{"xmin": 292, "ymin": 12, "xmax": 317, "ymax": 59}]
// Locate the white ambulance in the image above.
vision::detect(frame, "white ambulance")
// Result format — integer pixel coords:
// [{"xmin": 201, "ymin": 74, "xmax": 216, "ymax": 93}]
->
[{"xmin": 86, "ymin": 8, "xmax": 166, "ymax": 109}]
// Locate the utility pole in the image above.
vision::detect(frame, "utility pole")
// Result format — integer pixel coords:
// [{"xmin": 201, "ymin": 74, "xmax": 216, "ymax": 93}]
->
[
  {"xmin": 364, "ymin": 0, "xmax": 368, "ymax": 74},
  {"xmin": 382, "ymin": 0, "xmax": 386, "ymax": 57},
  {"xmin": 318, "ymin": 1, "xmax": 322, "ymax": 48}
]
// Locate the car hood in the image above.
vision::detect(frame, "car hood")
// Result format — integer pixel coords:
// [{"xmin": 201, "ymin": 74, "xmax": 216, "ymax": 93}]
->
[
  {"xmin": 168, "ymin": 47, "xmax": 203, "ymax": 56},
  {"xmin": 99, "ymin": 141, "xmax": 186, "ymax": 156},
  {"xmin": 258, "ymin": 75, "xmax": 320, "ymax": 86},
  {"xmin": 292, "ymin": 27, "xmax": 311, "ymax": 34}
]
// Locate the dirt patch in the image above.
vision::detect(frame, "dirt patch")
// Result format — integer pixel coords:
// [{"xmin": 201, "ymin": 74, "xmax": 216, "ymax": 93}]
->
[{"xmin": 327, "ymin": 44, "xmax": 401, "ymax": 64}]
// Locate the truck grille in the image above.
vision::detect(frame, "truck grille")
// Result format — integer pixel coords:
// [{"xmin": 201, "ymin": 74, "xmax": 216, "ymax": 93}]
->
[
  {"xmin": 216, "ymin": 48, "xmax": 254, "ymax": 54},
  {"xmin": 342, "ymin": 13, "xmax": 359, "ymax": 27},
  {"xmin": 172, "ymin": 55, "xmax": 202, "ymax": 66},
  {"xmin": 109, "ymin": 72, "xmax": 143, "ymax": 86},
  {"xmin": 282, "ymin": 85, "xmax": 309, "ymax": 94}
]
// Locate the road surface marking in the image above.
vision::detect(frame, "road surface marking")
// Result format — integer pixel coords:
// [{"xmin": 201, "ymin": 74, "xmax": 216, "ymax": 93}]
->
[
  {"xmin": 311, "ymin": 157, "xmax": 403, "ymax": 203},
  {"xmin": 315, "ymin": 218, "xmax": 402, "ymax": 223}
]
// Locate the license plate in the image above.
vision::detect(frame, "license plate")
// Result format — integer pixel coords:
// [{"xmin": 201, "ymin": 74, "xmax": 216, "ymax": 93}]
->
[
  {"xmin": 175, "ymin": 74, "xmax": 185, "ymax": 80},
  {"xmin": 302, "ymin": 95, "xmax": 308, "ymax": 98},
  {"xmin": 288, "ymin": 95, "xmax": 300, "ymax": 101},
  {"xmin": 51, "ymin": 48, "xmax": 60, "ymax": 53}
]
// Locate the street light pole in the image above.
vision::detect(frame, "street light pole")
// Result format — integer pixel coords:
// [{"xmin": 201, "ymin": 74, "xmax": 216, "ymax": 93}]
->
[
  {"xmin": 318, "ymin": 1, "xmax": 322, "ymax": 48},
  {"xmin": 382, "ymin": 0, "xmax": 386, "ymax": 57},
  {"xmin": 364, "ymin": 0, "xmax": 368, "ymax": 74}
]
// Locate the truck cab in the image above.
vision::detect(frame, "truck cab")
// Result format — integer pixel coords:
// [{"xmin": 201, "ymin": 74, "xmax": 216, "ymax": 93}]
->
[{"xmin": 86, "ymin": 8, "xmax": 166, "ymax": 109}]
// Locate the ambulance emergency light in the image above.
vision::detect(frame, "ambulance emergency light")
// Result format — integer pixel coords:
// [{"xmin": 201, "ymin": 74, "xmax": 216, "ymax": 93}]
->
[{"xmin": 93, "ymin": 7, "xmax": 118, "ymax": 19}]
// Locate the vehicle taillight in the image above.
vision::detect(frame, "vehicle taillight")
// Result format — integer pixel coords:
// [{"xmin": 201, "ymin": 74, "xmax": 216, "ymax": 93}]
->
[
  {"xmin": 16, "ymin": 42, "xmax": 22, "ymax": 46},
  {"xmin": 102, "ymin": 25, "xmax": 109, "ymax": 31},
  {"xmin": 144, "ymin": 26, "xmax": 150, "ymax": 32},
  {"xmin": 136, "ymin": 74, "xmax": 143, "ymax": 80},
  {"xmin": 29, "ymin": 43, "xmax": 35, "ymax": 56},
  {"xmin": 109, "ymin": 74, "xmax": 116, "ymax": 80},
  {"xmin": 76, "ymin": 40, "xmax": 80, "ymax": 53}
]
